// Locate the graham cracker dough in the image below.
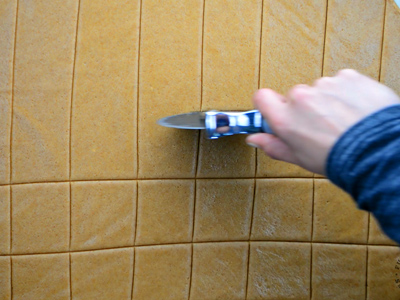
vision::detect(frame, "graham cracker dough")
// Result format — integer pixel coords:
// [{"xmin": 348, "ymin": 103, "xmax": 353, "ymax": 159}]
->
[
  {"xmin": 0, "ymin": 0, "xmax": 399, "ymax": 299},
  {"xmin": 71, "ymin": 248, "xmax": 134, "ymax": 300}
]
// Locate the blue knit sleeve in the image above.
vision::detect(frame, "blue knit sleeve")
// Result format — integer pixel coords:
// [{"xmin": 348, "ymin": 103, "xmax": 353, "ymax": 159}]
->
[{"xmin": 327, "ymin": 104, "xmax": 400, "ymax": 244}]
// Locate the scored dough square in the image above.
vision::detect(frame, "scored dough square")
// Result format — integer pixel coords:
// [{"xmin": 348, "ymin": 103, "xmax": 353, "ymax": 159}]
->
[
  {"xmin": 251, "ymin": 179, "xmax": 313, "ymax": 241},
  {"xmin": 12, "ymin": 253, "xmax": 70, "ymax": 300},
  {"xmin": 368, "ymin": 246, "xmax": 400, "ymax": 300},
  {"xmin": 313, "ymin": 179, "xmax": 368, "ymax": 243},
  {"xmin": 71, "ymin": 248, "xmax": 134, "ymax": 300},
  {"xmin": 193, "ymin": 179, "xmax": 254, "ymax": 242},
  {"xmin": 323, "ymin": 0, "xmax": 385, "ymax": 78},
  {"xmin": 0, "ymin": 0, "xmax": 16, "ymax": 185},
  {"xmin": 197, "ymin": 134, "xmax": 256, "ymax": 178},
  {"xmin": 381, "ymin": 0, "xmax": 400, "ymax": 95},
  {"xmin": 136, "ymin": 180, "xmax": 194, "ymax": 245},
  {"xmin": 312, "ymin": 243, "xmax": 366, "ymax": 300},
  {"xmin": 369, "ymin": 215, "xmax": 398, "ymax": 246},
  {"xmin": 138, "ymin": 0, "xmax": 202, "ymax": 179},
  {"xmin": 0, "ymin": 186, "xmax": 10, "ymax": 254},
  {"xmin": 0, "ymin": 256, "xmax": 11, "ymax": 300},
  {"xmin": 133, "ymin": 244, "xmax": 191, "ymax": 300},
  {"xmin": 190, "ymin": 242, "xmax": 248, "ymax": 300},
  {"xmin": 12, "ymin": 183, "xmax": 69, "ymax": 254},
  {"xmin": 247, "ymin": 242, "xmax": 311, "ymax": 300},
  {"xmin": 11, "ymin": 0, "xmax": 78, "ymax": 183},
  {"xmin": 71, "ymin": 181, "xmax": 137, "ymax": 251},
  {"xmin": 70, "ymin": 0, "xmax": 140, "ymax": 180}
]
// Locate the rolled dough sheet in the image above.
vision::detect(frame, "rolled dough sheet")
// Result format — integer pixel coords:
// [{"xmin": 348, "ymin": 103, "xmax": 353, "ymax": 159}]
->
[{"xmin": 0, "ymin": 0, "xmax": 399, "ymax": 298}]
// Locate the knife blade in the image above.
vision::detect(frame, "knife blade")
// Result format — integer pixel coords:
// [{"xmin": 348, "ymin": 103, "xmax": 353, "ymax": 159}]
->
[
  {"xmin": 157, "ymin": 110, "xmax": 273, "ymax": 139},
  {"xmin": 157, "ymin": 112, "xmax": 206, "ymax": 129}
]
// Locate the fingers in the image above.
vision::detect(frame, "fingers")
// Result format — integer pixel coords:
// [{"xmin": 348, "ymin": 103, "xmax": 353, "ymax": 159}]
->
[
  {"xmin": 246, "ymin": 133, "xmax": 298, "ymax": 165},
  {"xmin": 287, "ymin": 84, "xmax": 313, "ymax": 102},
  {"xmin": 253, "ymin": 88, "xmax": 287, "ymax": 121}
]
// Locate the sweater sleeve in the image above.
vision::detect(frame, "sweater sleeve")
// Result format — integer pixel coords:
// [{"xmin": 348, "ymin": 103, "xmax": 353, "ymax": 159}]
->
[{"xmin": 327, "ymin": 104, "xmax": 400, "ymax": 244}]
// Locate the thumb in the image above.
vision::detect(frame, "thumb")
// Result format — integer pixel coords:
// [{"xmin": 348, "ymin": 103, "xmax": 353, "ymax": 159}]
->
[{"xmin": 246, "ymin": 133, "xmax": 298, "ymax": 165}]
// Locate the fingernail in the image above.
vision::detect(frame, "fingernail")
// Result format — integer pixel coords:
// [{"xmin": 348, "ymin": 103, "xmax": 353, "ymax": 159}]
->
[{"xmin": 247, "ymin": 143, "xmax": 259, "ymax": 148}]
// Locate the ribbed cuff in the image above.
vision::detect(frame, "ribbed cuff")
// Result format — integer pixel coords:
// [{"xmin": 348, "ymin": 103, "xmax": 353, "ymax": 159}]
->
[{"xmin": 327, "ymin": 104, "xmax": 400, "ymax": 201}]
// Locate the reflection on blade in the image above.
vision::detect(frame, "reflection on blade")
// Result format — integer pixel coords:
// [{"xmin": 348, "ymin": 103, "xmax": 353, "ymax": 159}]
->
[{"xmin": 157, "ymin": 112, "xmax": 206, "ymax": 129}]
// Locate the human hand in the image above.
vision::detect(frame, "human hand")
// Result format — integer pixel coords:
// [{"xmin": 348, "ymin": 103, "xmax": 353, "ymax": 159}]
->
[{"xmin": 246, "ymin": 69, "xmax": 400, "ymax": 175}]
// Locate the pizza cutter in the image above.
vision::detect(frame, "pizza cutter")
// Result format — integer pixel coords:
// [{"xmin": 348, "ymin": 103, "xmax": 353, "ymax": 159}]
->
[{"xmin": 157, "ymin": 110, "xmax": 273, "ymax": 139}]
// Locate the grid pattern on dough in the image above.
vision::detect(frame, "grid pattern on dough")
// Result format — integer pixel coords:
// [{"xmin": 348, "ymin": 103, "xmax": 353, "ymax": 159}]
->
[{"xmin": 0, "ymin": 0, "xmax": 400, "ymax": 299}]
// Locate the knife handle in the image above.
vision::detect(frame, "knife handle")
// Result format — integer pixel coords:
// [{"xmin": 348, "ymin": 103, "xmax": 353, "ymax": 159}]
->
[{"xmin": 205, "ymin": 110, "xmax": 273, "ymax": 139}]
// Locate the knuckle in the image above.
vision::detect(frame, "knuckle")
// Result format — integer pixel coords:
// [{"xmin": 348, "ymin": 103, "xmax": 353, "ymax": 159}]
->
[
  {"xmin": 337, "ymin": 69, "xmax": 358, "ymax": 78},
  {"xmin": 288, "ymin": 84, "xmax": 310, "ymax": 101},
  {"xmin": 314, "ymin": 76, "xmax": 333, "ymax": 87}
]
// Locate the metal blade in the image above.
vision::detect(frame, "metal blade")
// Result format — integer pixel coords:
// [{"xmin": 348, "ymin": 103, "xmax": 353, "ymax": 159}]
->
[{"xmin": 157, "ymin": 112, "xmax": 206, "ymax": 129}]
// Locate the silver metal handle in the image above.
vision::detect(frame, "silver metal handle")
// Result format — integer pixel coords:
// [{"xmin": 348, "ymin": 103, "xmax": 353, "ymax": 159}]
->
[{"xmin": 205, "ymin": 110, "xmax": 273, "ymax": 139}]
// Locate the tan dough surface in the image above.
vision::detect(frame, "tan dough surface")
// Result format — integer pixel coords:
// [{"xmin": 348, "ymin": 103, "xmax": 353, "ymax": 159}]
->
[
  {"xmin": 138, "ymin": 0, "xmax": 202, "ymax": 178},
  {"xmin": 133, "ymin": 244, "xmax": 191, "ymax": 300},
  {"xmin": 381, "ymin": 0, "xmax": 400, "ymax": 95},
  {"xmin": 71, "ymin": 181, "xmax": 136, "ymax": 251},
  {"xmin": 136, "ymin": 180, "xmax": 194, "ymax": 245},
  {"xmin": 0, "ymin": 186, "xmax": 10, "ymax": 254},
  {"xmin": 1, "ymin": 0, "xmax": 400, "ymax": 299},
  {"xmin": 368, "ymin": 246, "xmax": 400, "ymax": 300},
  {"xmin": 11, "ymin": 0, "xmax": 78, "ymax": 183},
  {"xmin": 0, "ymin": 0, "xmax": 16, "ymax": 185},
  {"xmin": 193, "ymin": 179, "xmax": 254, "ymax": 242},
  {"xmin": 71, "ymin": 248, "xmax": 134, "ymax": 300},
  {"xmin": 71, "ymin": 0, "xmax": 139, "ymax": 180},
  {"xmin": 0, "ymin": 257, "xmax": 11, "ymax": 300},
  {"xmin": 323, "ymin": 0, "xmax": 385, "ymax": 77},
  {"xmin": 251, "ymin": 179, "xmax": 313, "ymax": 241},
  {"xmin": 12, "ymin": 183, "xmax": 70, "ymax": 254},
  {"xmin": 313, "ymin": 179, "xmax": 369, "ymax": 243},
  {"xmin": 312, "ymin": 243, "xmax": 366, "ymax": 299},
  {"xmin": 12, "ymin": 254, "xmax": 70, "ymax": 300},
  {"xmin": 190, "ymin": 242, "xmax": 248, "ymax": 300},
  {"xmin": 247, "ymin": 242, "xmax": 311, "ymax": 299}
]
